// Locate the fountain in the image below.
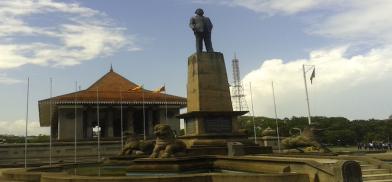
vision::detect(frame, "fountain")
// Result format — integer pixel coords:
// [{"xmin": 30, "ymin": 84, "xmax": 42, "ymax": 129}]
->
[
  {"xmin": 1, "ymin": 51, "xmax": 362, "ymax": 182},
  {"xmin": 0, "ymin": 9, "xmax": 362, "ymax": 182}
]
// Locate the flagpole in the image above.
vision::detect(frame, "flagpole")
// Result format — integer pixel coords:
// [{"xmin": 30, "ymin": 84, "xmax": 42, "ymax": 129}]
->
[
  {"xmin": 96, "ymin": 88, "xmax": 101, "ymax": 163},
  {"xmin": 49, "ymin": 78, "xmax": 53, "ymax": 166},
  {"xmin": 164, "ymin": 84, "xmax": 168, "ymax": 122},
  {"xmin": 120, "ymin": 87, "xmax": 124, "ymax": 151},
  {"xmin": 74, "ymin": 81, "xmax": 77, "ymax": 170},
  {"xmin": 249, "ymin": 82, "xmax": 257, "ymax": 144},
  {"xmin": 142, "ymin": 88, "xmax": 146, "ymax": 141},
  {"xmin": 25, "ymin": 77, "xmax": 30, "ymax": 169},
  {"xmin": 271, "ymin": 81, "xmax": 281, "ymax": 152},
  {"xmin": 302, "ymin": 64, "xmax": 312, "ymax": 125}
]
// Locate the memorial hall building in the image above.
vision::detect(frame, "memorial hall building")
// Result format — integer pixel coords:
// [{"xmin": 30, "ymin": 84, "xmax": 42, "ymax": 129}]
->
[{"xmin": 38, "ymin": 68, "xmax": 187, "ymax": 141}]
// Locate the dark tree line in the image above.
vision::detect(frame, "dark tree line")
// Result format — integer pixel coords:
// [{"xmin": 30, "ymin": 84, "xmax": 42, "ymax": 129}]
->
[
  {"xmin": 238, "ymin": 116, "xmax": 392, "ymax": 146},
  {"xmin": 2, "ymin": 116, "xmax": 392, "ymax": 146},
  {"xmin": 0, "ymin": 134, "xmax": 49, "ymax": 143}
]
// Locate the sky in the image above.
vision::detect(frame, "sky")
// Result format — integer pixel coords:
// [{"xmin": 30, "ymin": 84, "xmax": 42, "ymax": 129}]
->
[{"xmin": 0, "ymin": 0, "xmax": 391, "ymax": 136}]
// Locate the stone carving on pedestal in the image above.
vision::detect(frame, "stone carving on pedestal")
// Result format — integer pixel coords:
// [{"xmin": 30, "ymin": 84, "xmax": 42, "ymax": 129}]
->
[
  {"xmin": 282, "ymin": 123, "xmax": 332, "ymax": 153},
  {"xmin": 149, "ymin": 124, "xmax": 187, "ymax": 158},
  {"xmin": 262, "ymin": 127, "xmax": 276, "ymax": 137},
  {"xmin": 177, "ymin": 52, "xmax": 270, "ymax": 155},
  {"xmin": 121, "ymin": 131, "xmax": 154, "ymax": 156},
  {"xmin": 259, "ymin": 127, "xmax": 282, "ymax": 150}
]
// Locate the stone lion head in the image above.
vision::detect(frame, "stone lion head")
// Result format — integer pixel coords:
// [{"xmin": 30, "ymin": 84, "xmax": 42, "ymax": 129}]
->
[{"xmin": 153, "ymin": 124, "xmax": 175, "ymax": 140}]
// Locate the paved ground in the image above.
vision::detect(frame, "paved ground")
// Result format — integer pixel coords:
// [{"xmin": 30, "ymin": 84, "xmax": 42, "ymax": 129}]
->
[
  {"xmin": 252, "ymin": 155, "xmax": 339, "ymax": 164},
  {"xmin": 367, "ymin": 151, "xmax": 392, "ymax": 161},
  {"xmin": 0, "ymin": 168, "xmax": 22, "ymax": 182}
]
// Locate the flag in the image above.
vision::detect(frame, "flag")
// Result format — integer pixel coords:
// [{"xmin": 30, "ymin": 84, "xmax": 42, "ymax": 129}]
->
[
  {"xmin": 153, "ymin": 86, "xmax": 165, "ymax": 93},
  {"xmin": 310, "ymin": 68, "xmax": 316, "ymax": 84},
  {"xmin": 128, "ymin": 85, "xmax": 143, "ymax": 92}
]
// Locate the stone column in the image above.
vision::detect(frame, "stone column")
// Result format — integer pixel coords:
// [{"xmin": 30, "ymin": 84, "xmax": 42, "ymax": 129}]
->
[
  {"xmin": 126, "ymin": 109, "xmax": 134, "ymax": 133},
  {"xmin": 58, "ymin": 108, "xmax": 75, "ymax": 140},
  {"xmin": 147, "ymin": 109, "xmax": 153, "ymax": 137},
  {"xmin": 57, "ymin": 117, "xmax": 60, "ymax": 140},
  {"xmin": 50, "ymin": 113, "xmax": 58, "ymax": 140},
  {"xmin": 159, "ymin": 109, "xmax": 166, "ymax": 124},
  {"xmin": 76, "ymin": 108, "xmax": 84, "ymax": 139},
  {"xmin": 107, "ymin": 108, "xmax": 114, "ymax": 137},
  {"xmin": 86, "ymin": 108, "xmax": 93, "ymax": 139}
]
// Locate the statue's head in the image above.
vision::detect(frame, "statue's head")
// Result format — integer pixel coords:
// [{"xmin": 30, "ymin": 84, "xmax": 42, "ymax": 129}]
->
[
  {"xmin": 195, "ymin": 8, "xmax": 204, "ymax": 16},
  {"xmin": 154, "ymin": 124, "xmax": 175, "ymax": 140}
]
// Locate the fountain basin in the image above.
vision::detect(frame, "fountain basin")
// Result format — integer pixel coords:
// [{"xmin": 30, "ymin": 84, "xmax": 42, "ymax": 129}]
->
[{"xmin": 1, "ymin": 155, "xmax": 361, "ymax": 182}]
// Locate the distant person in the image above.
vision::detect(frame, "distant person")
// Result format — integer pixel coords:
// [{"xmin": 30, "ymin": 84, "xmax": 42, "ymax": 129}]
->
[
  {"xmin": 369, "ymin": 142, "xmax": 373, "ymax": 150},
  {"xmin": 374, "ymin": 141, "xmax": 379, "ymax": 150},
  {"xmin": 383, "ymin": 143, "xmax": 388, "ymax": 150},
  {"xmin": 189, "ymin": 8, "xmax": 214, "ymax": 53}
]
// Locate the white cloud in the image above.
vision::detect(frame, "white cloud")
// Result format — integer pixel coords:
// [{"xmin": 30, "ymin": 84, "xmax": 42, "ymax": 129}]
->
[
  {"xmin": 0, "ymin": 119, "xmax": 49, "ymax": 136},
  {"xmin": 309, "ymin": 1, "xmax": 392, "ymax": 45},
  {"xmin": 197, "ymin": 0, "xmax": 392, "ymax": 45},
  {"xmin": 0, "ymin": 0, "xmax": 140, "ymax": 70},
  {"xmin": 230, "ymin": 0, "xmax": 320, "ymax": 15},
  {"xmin": 0, "ymin": 73, "xmax": 22, "ymax": 84},
  {"xmin": 243, "ymin": 46, "xmax": 392, "ymax": 119},
  {"xmin": 197, "ymin": 0, "xmax": 392, "ymax": 119},
  {"xmin": 192, "ymin": 0, "xmax": 338, "ymax": 15}
]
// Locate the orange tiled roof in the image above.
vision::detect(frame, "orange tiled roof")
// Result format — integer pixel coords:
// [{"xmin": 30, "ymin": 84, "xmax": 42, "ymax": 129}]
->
[
  {"xmin": 39, "ymin": 69, "xmax": 186, "ymax": 105},
  {"xmin": 38, "ymin": 69, "xmax": 186, "ymax": 126}
]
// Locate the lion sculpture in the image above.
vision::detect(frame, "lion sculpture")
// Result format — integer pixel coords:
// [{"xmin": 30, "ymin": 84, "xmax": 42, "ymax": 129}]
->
[
  {"xmin": 149, "ymin": 124, "xmax": 187, "ymax": 158},
  {"xmin": 282, "ymin": 124, "xmax": 331, "ymax": 153},
  {"xmin": 121, "ymin": 132, "xmax": 154, "ymax": 156}
]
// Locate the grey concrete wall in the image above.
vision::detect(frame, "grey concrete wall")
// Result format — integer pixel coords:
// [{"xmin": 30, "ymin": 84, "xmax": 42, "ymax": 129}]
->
[{"xmin": 0, "ymin": 141, "xmax": 121, "ymax": 165}]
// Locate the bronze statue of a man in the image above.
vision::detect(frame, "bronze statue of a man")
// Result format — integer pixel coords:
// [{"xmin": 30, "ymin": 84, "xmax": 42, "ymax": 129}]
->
[{"xmin": 189, "ymin": 8, "xmax": 214, "ymax": 53}]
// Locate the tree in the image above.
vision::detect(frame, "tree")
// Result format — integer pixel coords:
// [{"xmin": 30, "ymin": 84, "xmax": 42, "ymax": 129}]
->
[{"xmin": 237, "ymin": 115, "xmax": 392, "ymax": 146}]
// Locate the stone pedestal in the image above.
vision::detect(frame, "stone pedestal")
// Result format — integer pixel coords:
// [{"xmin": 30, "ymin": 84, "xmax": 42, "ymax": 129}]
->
[
  {"xmin": 179, "ymin": 53, "xmax": 246, "ymax": 135},
  {"xmin": 254, "ymin": 136, "xmax": 283, "ymax": 150},
  {"xmin": 186, "ymin": 53, "xmax": 232, "ymax": 112},
  {"xmin": 178, "ymin": 52, "xmax": 266, "ymax": 154},
  {"xmin": 254, "ymin": 127, "xmax": 282, "ymax": 150}
]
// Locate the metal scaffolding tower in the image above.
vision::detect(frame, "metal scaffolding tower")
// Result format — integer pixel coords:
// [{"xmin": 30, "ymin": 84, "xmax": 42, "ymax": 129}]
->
[{"xmin": 231, "ymin": 54, "xmax": 249, "ymax": 111}]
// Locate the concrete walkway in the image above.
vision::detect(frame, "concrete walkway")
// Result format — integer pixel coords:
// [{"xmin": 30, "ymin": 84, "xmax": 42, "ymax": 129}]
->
[
  {"xmin": 356, "ymin": 160, "xmax": 392, "ymax": 182},
  {"xmin": 0, "ymin": 168, "xmax": 22, "ymax": 181}
]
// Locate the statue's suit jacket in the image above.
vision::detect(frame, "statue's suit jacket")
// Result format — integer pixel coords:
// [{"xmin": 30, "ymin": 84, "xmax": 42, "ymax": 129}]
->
[{"xmin": 189, "ymin": 15, "xmax": 213, "ymax": 33}]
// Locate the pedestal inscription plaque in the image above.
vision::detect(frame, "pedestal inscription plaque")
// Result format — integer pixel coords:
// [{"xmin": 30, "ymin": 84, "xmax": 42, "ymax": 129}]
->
[
  {"xmin": 204, "ymin": 117, "xmax": 232, "ymax": 133},
  {"xmin": 186, "ymin": 119, "xmax": 197, "ymax": 135}
]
